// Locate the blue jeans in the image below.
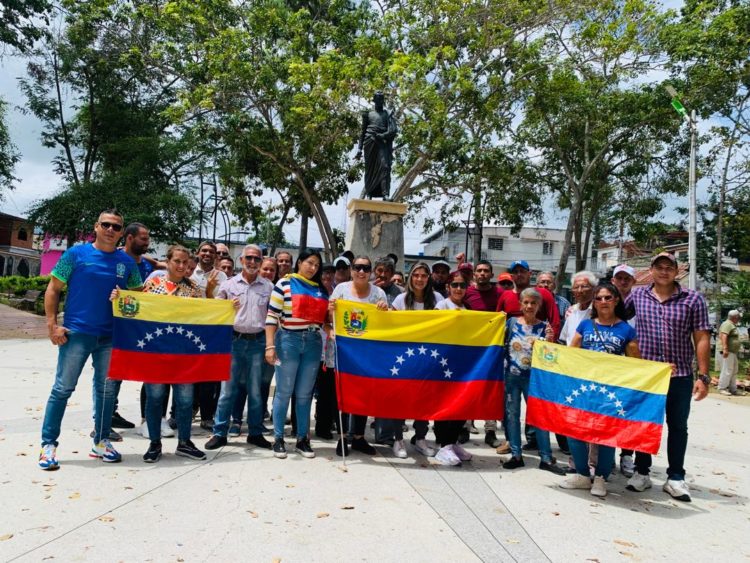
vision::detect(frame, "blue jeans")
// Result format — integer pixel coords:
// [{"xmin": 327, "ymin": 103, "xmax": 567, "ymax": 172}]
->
[
  {"xmin": 231, "ymin": 360, "xmax": 274, "ymax": 424},
  {"xmin": 214, "ymin": 334, "xmax": 266, "ymax": 437},
  {"xmin": 272, "ymin": 329, "xmax": 322, "ymax": 440},
  {"xmin": 146, "ymin": 383, "xmax": 193, "ymax": 442},
  {"xmin": 634, "ymin": 376, "xmax": 693, "ymax": 480},
  {"xmin": 505, "ymin": 372, "xmax": 554, "ymax": 462},
  {"xmin": 41, "ymin": 332, "xmax": 117, "ymax": 446},
  {"xmin": 569, "ymin": 437, "xmax": 614, "ymax": 479}
]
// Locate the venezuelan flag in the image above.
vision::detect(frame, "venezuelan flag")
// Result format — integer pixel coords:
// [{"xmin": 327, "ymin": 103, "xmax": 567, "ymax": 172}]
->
[
  {"xmin": 526, "ymin": 342, "xmax": 671, "ymax": 454},
  {"xmin": 334, "ymin": 301, "xmax": 505, "ymax": 420},
  {"xmin": 290, "ymin": 274, "xmax": 328, "ymax": 324},
  {"xmin": 108, "ymin": 290, "xmax": 235, "ymax": 384}
]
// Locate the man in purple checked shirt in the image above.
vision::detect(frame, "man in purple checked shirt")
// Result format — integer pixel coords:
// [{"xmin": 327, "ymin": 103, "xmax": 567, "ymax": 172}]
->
[{"xmin": 624, "ymin": 252, "xmax": 711, "ymax": 502}]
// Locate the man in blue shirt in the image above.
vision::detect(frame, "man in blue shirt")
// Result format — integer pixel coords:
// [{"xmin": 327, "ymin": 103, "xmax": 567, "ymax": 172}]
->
[{"xmin": 39, "ymin": 210, "xmax": 142, "ymax": 470}]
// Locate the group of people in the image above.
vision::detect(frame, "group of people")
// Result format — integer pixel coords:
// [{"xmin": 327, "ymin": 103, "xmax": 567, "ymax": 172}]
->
[{"xmin": 37, "ymin": 209, "xmax": 712, "ymax": 503}]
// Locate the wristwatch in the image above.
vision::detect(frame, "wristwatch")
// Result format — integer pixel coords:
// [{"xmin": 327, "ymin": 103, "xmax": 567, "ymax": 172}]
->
[{"xmin": 696, "ymin": 374, "xmax": 711, "ymax": 386}]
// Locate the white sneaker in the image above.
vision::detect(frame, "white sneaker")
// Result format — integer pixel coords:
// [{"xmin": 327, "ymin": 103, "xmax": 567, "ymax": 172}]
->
[
  {"xmin": 392, "ymin": 440, "xmax": 408, "ymax": 459},
  {"xmin": 719, "ymin": 389, "xmax": 732, "ymax": 396},
  {"xmin": 559, "ymin": 473, "xmax": 591, "ymax": 490},
  {"xmin": 451, "ymin": 443, "xmax": 472, "ymax": 461},
  {"xmin": 435, "ymin": 445, "xmax": 461, "ymax": 466},
  {"xmin": 663, "ymin": 479, "xmax": 691, "ymax": 502},
  {"xmin": 626, "ymin": 472, "xmax": 652, "ymax": 492},
  {"xmin": 590, "ymin": 475, "xmax": 607, "ymax": 497},
  {"xmin": 139, "ymin": 421, "xmax": 151, "ymax": 440},
  {"xmin": 620, "ymin": 454, "xmax": 635, "ymax": 477},
  {"xmin": 414, "ymin": 439, "xmax": 436, "ymax": 457},
  {"xmin": 160, "ymin": 418, "xmax": 175, "ymax": 438}
]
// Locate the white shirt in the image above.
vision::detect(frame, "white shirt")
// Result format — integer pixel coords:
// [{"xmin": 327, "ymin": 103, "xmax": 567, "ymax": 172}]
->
[
  {"xmin": 190, "ymin": 266, "xmax": 227, "ymax": 298},
  {"xmin": 391, "ymin": 291, "xmax": 444, "ymax": 311},
  {"xmin": 435, "ymin": 299, "xmax": 465, "ymax": 310},
  {"xmin": 560, "ymin": 303, "xmax": 592, "ymax": 345}
]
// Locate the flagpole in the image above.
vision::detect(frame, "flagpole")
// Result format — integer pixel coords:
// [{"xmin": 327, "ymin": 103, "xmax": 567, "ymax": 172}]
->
[{"xmin": 331, "ymin": 302, "xmax": 347, "ymax": 469}]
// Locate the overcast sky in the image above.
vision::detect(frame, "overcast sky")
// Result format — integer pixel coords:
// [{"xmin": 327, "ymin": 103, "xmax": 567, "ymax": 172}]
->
[{"xmin": 0, "ymin": 0, "xmax": 708, "ymax": 254}]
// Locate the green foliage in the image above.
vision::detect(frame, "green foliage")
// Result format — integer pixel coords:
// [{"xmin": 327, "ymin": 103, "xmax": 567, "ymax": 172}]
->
[
  {"xmin": 0, "ymin": 97, "xmax": 19, "ymax": 200},
  {"xmin": 0, "ymin": 275, "xmax": 50, "ymax": 295},
  {"xmin": 0, "ymin": 0, "xmax": 50, "ymax": 53},
  {"xmin": 723, "ymin": 272, "xmax": 750, "ymax": 312}
]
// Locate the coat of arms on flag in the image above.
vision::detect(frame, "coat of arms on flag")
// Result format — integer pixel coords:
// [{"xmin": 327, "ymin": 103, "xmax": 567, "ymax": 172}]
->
[
  {"xmin": 333, "ymin": 301, "xmax": 506, "ymax": 420},
  {"xmin": 526, "ymin": 341, "xmax": 671, "ymax": 454},
  {"xmin": 108, "ymin": 290, "xmax": 235, "ymax": 384}
]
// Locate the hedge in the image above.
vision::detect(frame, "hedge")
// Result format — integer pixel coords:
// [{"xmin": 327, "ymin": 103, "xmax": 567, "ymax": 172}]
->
[{"xmin": 0, "ymin": 275, "xmax": 51, "ymax": 296}]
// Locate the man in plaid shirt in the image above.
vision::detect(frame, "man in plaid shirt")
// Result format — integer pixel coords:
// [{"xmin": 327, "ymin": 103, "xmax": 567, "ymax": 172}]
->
[{"xmin": 624, "ymin": 252, "xmax": 711, "ymax": 502}]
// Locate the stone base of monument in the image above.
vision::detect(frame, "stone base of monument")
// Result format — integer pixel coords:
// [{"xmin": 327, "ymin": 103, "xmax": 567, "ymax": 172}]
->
[{"xmin": 345, "ymin": 199, "xmax": 407, "ymax": 265}]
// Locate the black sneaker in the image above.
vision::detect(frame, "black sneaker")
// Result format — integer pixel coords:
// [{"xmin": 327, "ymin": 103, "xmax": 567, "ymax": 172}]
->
[
  {"xmin": 273, "ymin": 439, "xmax": 287, "ymax": 459},
  {"xmin": 247, "ymin": 434, "xmax": 272, "ymax": 449},
  {"xmin": 351, "ymin": 437, "xmax": 376, "ymax": 455},
  {"xmin": 261, "ymin": 424, "xmax": 272, "ymax": 436},
  {"xmin": 315, "ymin": 428, "xmax": 333, "ymax": 440},
  {"xmin": 457, "ymin": 428, "xmax": 470, "ymax": 444},
  {"xmin": 199, "ymin": 419, "xmax": 214, "ymax": 431},
  {"xmin": 295, "ymin": 438, "xmax": 315, "ymax": 458},
  {"xmin": 539, "ymin": 460, "xmax": 566, "ymax": 475},
  {"xmin": 522, "ymin": 442, "xmax": 539, "ymax": 451},
  {"xmin": 176, "ymin": 440, "xmax": 206, "ymax": 460},
  {"xmin": 167, "ymin": 417, "xmax": 177, "ymax": 430},
  {"xmin": 90, "ymin": 429, "xmax": 123, "ymax": 442},
  {"xmin": 485, "ymin": 431, "xmax": 501, "ymax": 448},
  {"xmin": 205, "ymin": 435, "xmax": 227, "ymax": 450},
  {"xmin": 503, "ymin": 456, "xmax": 525, "ymax": 469},
  {"xmin": 111, "ymin": 411, "xmax": 135, "ymax": 429},
  {"xmin": 336, "ymin": 438, "xmax": 350, "ymax": 456},
  {"xmin": 143, "ymin": 441, "xmax": 162, "ymax": 463}
]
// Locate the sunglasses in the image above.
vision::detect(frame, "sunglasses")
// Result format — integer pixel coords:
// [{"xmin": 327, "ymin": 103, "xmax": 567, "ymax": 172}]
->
[
  {"xmin": 499, "ymin": 281, "xmax": 513, "ymax": 287},
  {"xmin": 217, "ymin": 251, "xmax": 230, "ymax": 257},
  {"xmin": 594, "ymin": 295, "xmax": 615, "ymax": 302},
  {"xmin": 243, "ymin": 255, "xmax": 263, "ymax": 263},
  {"xmin": 99, "ymin": 221, "xmax": 123, "ymax": 232},
  {"xmin": 450, "ymin": 282, "xmax": 467, "ymax": 289},
  {"xmin": 352, "ymin": 264, "xmax": 372, "ymax": 273}
]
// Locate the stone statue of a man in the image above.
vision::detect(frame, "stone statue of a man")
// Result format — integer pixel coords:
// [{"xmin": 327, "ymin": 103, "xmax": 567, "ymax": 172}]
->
[{"xmin": 356, "ymin": 91, "xmax": 398, "ymax": 200}]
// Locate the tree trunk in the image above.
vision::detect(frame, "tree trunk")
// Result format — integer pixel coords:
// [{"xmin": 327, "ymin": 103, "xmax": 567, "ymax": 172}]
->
[
  {"xmin": 555, "ymin": 187, "xmax": 581, "ymax": 289},
  {"xmin": 716, "ymin": 126, "xmax": 739, "ymax": 295},
  {"xmin": 270, "ymin": 200, "xmax": 291, "ymax": 256},
  {"xmin": 471, "ymin": 190, "xmax": 483, "ymax": 264},
  {"xmin": 299, "ymin": 209, "xmax": 309, "ymax": 250}
]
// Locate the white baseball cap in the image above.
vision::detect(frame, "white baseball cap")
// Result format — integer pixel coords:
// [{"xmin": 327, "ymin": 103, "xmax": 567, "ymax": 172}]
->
[{"xmin": 613, "ymin": 264, "xmax": 635, "ymax": 278}]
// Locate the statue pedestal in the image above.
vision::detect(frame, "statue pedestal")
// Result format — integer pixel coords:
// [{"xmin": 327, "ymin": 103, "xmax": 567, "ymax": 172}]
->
[{"xmin": 345, "ymin": 199, "xmax": 408, "ymax": 265}]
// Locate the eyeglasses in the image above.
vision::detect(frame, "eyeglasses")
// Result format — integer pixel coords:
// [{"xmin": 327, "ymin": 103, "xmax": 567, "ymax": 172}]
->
[
  {"xmin": 99, "ymin": 221, "xmax": 123, "ymax": 232},
  {"xmin": 450, "ymin": 282, "xmax": 467, "ymax": 289},
  {"xmin": 499, "ymin": 281, "xmax": 513, "ymax": 287},
  {"xmin": 594, "ymin": 295, "xmax": 615, "ymax": 302},
  {"xmin": 572, "ymin": 285, "xmax": 592, "ymax": 291},
  {"xmin": 217, "ymin": 251, "xmax": 230, "ymax": 257},
  {"xmin": 353, "ymin": 264, "xmax": 372, "ymax": 273},
  {"xmin": 243, "ymin": 255, "xmax": 262, "ymax": 263}
]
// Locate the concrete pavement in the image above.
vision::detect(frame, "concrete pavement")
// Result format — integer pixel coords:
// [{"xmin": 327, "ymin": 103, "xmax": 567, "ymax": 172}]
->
[{"xmin": 0, "ymin": 338, "xmax": 748, "ymax": 562}]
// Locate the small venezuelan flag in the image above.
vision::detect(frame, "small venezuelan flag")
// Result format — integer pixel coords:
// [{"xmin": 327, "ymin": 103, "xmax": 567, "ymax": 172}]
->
[
  {"xmin": 527, "ymin": 342, "xmax": 671, "ymax": 454},
  {"xmin": 289, "ymin": 274, "xmax": 328, "ymax": 324},
  {"xmin": 108, "ymin": 290, "xmax": 235, "ymax": 384},
  {"xmin": 334, "ymin": 301, "xmax": 505, "ymax": 420}
]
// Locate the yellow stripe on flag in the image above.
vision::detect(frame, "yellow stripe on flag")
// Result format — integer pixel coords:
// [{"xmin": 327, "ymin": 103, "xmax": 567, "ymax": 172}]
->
[
  {"xmin": 333, "ymin": 301, "xmax": 505, "ymax": 347},
  {"xmin": 112, "ymin": 290, "xmax": 235, "ymax": 325},
  {"xmin": 532, "ymin": 341, "xmax": 671, "ymax": 394}
]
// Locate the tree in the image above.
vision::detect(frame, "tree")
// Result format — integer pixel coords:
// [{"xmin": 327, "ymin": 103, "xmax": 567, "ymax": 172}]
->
[
  {"xmin": 0, "ymin": 0, "xmax": 50, "ymax": 54},
  {"xmin": 0, "ymin": 98, "xmax": 19, "ymax": 200},
  {"xmin": 518, "ymin": 0, "xmax": 682, "ymax": 285},
  {"xmin": 20, "ymin": 0, "xmax": 201, "ymax": 242}
]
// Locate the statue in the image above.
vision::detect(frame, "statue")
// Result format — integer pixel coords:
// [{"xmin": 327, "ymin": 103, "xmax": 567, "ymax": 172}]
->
[{"xmin": 356, "ymin": 91, "xmax": 398, "ymax": 200}]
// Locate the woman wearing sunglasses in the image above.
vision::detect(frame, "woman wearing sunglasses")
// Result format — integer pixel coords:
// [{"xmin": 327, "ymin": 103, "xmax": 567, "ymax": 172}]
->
[
  {"xmin": 387, "ymin": 262, "xmax": 444, "ymax": 459},
  {"xmin": 560, "ymin": 282, "xmax": 640, "ymax": 497},
  {"xmin": 328, "ymin": 256, "xmax": 387, "ymax": 456},
  {"xmin": 431, "ymin": 270, "xmax": 475, "ymax": 465}
]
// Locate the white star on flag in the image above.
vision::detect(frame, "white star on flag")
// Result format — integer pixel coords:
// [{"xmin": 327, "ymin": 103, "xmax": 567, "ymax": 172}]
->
[
  {"xmin": 406, "ymin": 348, "xmax": 415, "ymax": 357},
  {"xmin": 185, "ymin": 330, "xmax": 194, "ymax": 338},
  {"xmin": 565, "ymin": 395, "xmax": 573, "ymax": 403},
  {"xmin": 572, "ymin": 390, "xmax": 580, "ymax": 397},
  {"xmin": 618, "ymin": 408, "xmax": 626, "ymax": 416},
  {"xmin": 155, "ymin": 328, "xmax": 163, "ymax": 337},
  {"xmin": 599, "ymin": 386, "xmax": 607, "ymax": 393},
  {"xmin": 607, "ymin": 392, "xmax": 616, "ymax": 400},
  {"xmin": 430, "ymin": 349, "xmax": 439, "ymax": 358},
  {"xmin": 443, "ymin": 369, "xmax": 452, "ymax": 379},
  {"xmin": 176, "ymin": 326, "xmax": 184, "ymax": 334},
  {"xmin": 165, "ymin": 326, "xmax": 174, "ymax": 334},
  {"xmin": 440, "ymin": 358, "xmax": 448, "ymax": 367},
  {"xmin": 396, "ymin": 355, "xmax": 405, "ymax": 365},
  {"xmin": 145, "ymin": 333, "xmax": 153, "ymax": 341},
  {"xmin": 614, "ymin": 400, "xmax": 623, "ymax": 408},
  {"xmin": 193, "ymin": 336, "xmax": 201, "ymax": 345},
  {"xmin": 580, "ymin": 384, "xmax": 588, "ymax": 392},
  {"xmin": 589, "ymin": 383, "xmax": 597, "ymax": 391},
  {"xmin": 390, "ymin": 366, "xmax": 400, "ymax": 376},
  {"xmin": 199, "ymin": 344, "xmax": 206, "ymax": 352},
  {"xmin": 418, "ymin": 346, "xmax": 427, "ymax": 355},
  {"xmin": 137, "ymin": 340, "xmax": 145, "ymax": 349}
]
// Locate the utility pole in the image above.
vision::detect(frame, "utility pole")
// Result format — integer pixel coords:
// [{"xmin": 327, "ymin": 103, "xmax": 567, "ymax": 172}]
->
[{"xmin": 666, "ymin": 85, "xmax": 698, "ymax": 290}]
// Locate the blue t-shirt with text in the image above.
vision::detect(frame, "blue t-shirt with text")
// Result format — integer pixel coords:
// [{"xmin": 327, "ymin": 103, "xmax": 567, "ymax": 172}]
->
[
  {"xmin": 52, "ymin": 243, "xmax": 142, "ymax": 336},
  {"xmin": 575, "ymin": 319, "xmax": 636, "ymax": 356}
]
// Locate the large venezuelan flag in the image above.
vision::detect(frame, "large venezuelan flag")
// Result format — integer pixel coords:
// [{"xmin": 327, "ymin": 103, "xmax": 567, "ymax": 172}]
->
[
  {"xmin": 334, "ymin": 301, "xmax": 505, "ymax": 420},
  {"xmin": 108, "ymin": 290, "xmax": 235, "ymax": 384},
  {"xmin": 526, "ymin": 342, "xmax": 671, "ymax": 454}
]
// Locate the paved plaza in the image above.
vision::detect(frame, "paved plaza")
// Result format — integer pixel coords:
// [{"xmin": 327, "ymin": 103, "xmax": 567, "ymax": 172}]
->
[{"xmin": 0, "ymin": 320, "xmax": 748, "ymax": 561}]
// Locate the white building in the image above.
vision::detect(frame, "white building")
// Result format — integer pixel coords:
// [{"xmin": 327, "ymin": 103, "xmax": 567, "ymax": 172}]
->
[{"xmin": 420, "ymin": 225, "xmax": 595, "ymax": 274}]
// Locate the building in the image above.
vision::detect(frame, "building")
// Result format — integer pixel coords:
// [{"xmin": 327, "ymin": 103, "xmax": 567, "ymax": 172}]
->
[
  {"xmin": 420, "ymin": 225, "xmax": 595, "ymax": 276},
  {"xmin": 0, "ymin": 212, "xmax": 41, "ymax": 277}
]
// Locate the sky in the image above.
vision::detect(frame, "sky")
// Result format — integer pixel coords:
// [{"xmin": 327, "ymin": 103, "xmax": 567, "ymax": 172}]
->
[{"xmin": 0, "ymin": 0, "xmax": 711, "ymax": 255}]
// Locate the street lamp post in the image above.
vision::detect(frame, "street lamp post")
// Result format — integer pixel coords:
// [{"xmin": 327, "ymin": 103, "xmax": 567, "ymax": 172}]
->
[{"xmin": 666, "ymin": 85, "xmax": 698, "ymax": 290}]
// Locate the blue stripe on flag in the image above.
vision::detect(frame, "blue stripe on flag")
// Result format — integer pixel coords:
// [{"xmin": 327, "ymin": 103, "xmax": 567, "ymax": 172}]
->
[
  {"xmin": 336, "ymin": 336, "xmax": 503, "ymax": 382},
  {"xmin": 113, "ymin": 318, "xmax": 233, "ymax": 355}
]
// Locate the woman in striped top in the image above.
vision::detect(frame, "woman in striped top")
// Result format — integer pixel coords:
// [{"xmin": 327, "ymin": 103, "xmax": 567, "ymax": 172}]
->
[{"xmin": 265, "ymin": 249, "xmax": 329, "ymax": 459}]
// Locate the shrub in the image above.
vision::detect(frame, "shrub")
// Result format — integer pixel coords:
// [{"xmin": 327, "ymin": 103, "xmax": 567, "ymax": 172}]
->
[{"xmin": 0, "ymin": 275, "xmax": 51, "ymax": 296}]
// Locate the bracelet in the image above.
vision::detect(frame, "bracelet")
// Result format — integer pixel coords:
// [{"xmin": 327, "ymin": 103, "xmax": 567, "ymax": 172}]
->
[{"xmin": 265, "ymin": 346, "xmax": 276, "ymax": 351}]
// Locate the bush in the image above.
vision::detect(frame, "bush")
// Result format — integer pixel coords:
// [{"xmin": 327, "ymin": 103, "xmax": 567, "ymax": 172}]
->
[{"xmin": 0, "ymin": 275, "xmax": 51, "ymax": 296}]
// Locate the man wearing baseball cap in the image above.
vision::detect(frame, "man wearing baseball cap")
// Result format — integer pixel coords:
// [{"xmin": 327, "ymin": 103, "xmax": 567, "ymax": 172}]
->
[
  {"xmin": 624, "ymin": 252, "xmax": 711, "ymax": 502},
  {"xmin": 333, "ymin": 256, "xmax": 351, "ymax": 288},
  {"xmin": 431, "ymin": 260, "xmax": 451, "ymax": 297}
]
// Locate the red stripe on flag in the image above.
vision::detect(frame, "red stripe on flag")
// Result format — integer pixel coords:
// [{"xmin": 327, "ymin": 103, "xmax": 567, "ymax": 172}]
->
[
  {"xmin": 108, "ymin": 349, "xmax": 231, "ymax": 384},
  {"xmin": 526, "ymin": 396, "xmax": 663, "ymax": 454},
  {"xmin": 335, "ymin": 372, "xmax": 504, "ymax": 420}
]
